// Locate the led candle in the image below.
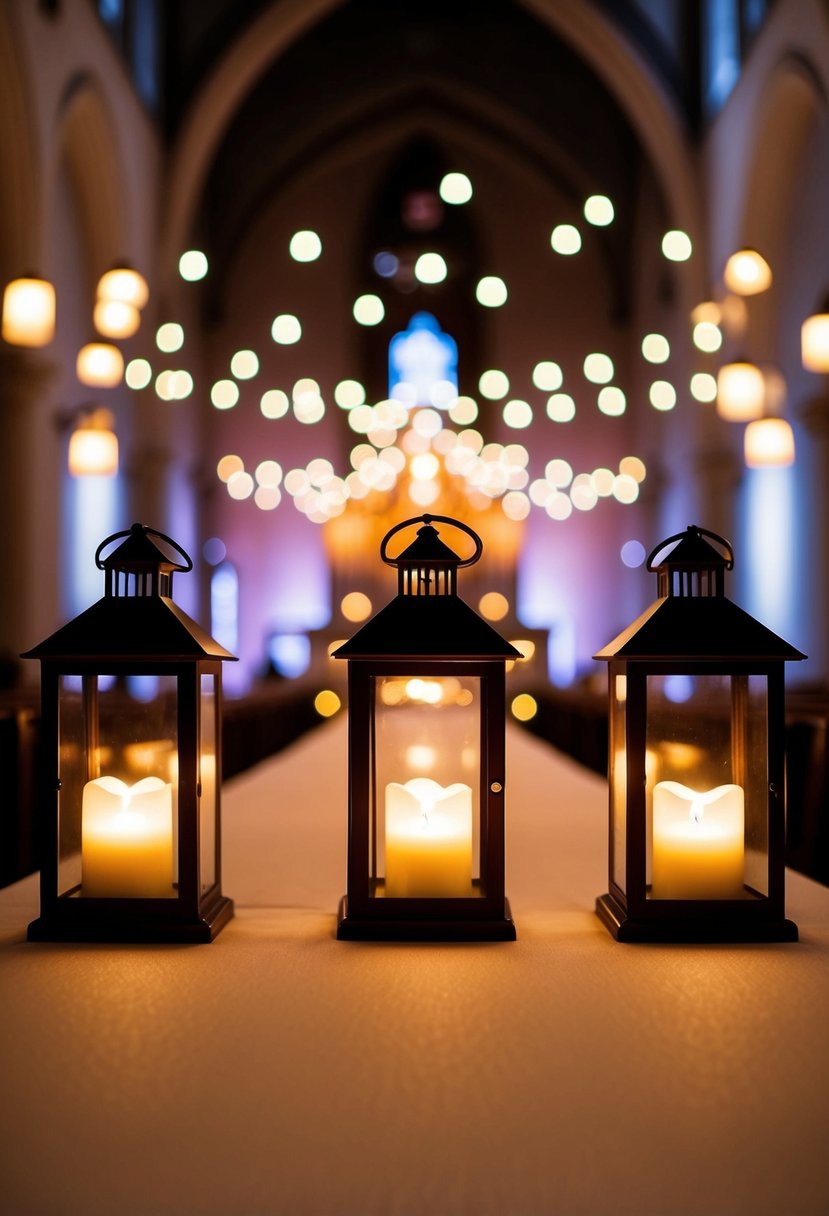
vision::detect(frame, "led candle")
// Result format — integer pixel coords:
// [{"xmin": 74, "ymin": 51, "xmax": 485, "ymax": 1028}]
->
[
  {"xmin": 385, "ymin": 778, "xmax": 472, "ymax": 898},
  {"xmin": 82, "ymin": 775, "xmax": 174, "ymax": 898},
  {"xmin": 651, "ymin": 781, "xmax": 745, "ymax": 899}
]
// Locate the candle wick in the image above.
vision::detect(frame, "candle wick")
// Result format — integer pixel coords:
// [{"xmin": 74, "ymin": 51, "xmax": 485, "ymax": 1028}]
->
[{"xmin": 689, "ymin": 799, "xmax": 704, "ymax": 824}]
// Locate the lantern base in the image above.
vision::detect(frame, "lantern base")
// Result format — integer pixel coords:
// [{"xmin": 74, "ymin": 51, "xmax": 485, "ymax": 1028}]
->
[
  {"xmin": 27, "ymin": 892, "xmax": 234, "ymax": 944},
  {"xmin": 336, "ymin": 895, "xmax": 516, "ymax": 941},
  {"xmin": 595, "ymin": 892, "xmax": 798, "ymax": 943}
]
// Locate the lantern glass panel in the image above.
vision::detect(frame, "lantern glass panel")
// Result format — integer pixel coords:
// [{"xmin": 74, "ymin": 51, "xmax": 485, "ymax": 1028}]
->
[
  {"xmin": 199, "ymin": 673, "xmax": 218, "ymax": 893},
  {"xmin": 644, "ymin": 673, "xmax": 769, "ymax": 900},
  {"xmin": 58, "ymin": 673, "xmax": 178, "ymax": 899},
  {"xmin": 611, "ymin": 674, "xmax": 627, "ymax": 891},
  {"xmin": 373, "ymin": 674, "xmax": 482, "ymax": 898}
]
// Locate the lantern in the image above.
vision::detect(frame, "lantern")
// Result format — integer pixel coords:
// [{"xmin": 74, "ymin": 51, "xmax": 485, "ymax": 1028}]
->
[
  {"xmin": 67, "ymin": 408, "xmax": 119, "ymax": 477},
  {"xmin": 24, "ymin": 524, "xmax": 235, "ymax": 942},
  {"xmin": 594, "ymin": 526, "xmax": 805, "ymax": 942},
  {"xmin": 93, "ymin": 297, "xmax": 141, "ymax": 339},
  {"xmin": 76, "ymin": 341, "xmax": 124, "ymax": 387},
  {"xmin": 334, "ymin": 514, "xmax": 519, "ymax": 940},
  {"xmin": 744, "ymin": 417, "xmax": 795, "ymax": 468},
  {"xmin": 96, "ymin": 265, "xmax": 149, "ymax": 311}
]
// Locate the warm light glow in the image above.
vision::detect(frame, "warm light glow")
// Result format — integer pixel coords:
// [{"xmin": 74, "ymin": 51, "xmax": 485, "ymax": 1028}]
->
[
  {"xmin": 649, "ymin": 380, "xmax": 676, "ymax": 411},
  {"xmin": 412, "ymin": 408, "xmax": 443, "ymax": 438},
  {"xmin": 254, "ymin": 486, "xmax": 281, "ymax": 511},
  {"xmin": 612, "ymin": 474, "xmax": 639, "ymax": 503},
  {"xmin": 592, "ymin": 467, "xmax": 615, "ymax": 496},
  {"xmin": 289, "ymin": 230, "xmax": 322, "ymax": 262},
  {"xmin": 546, "ymin": 458, "xmax": 573, "ymax": 487},
  {"xmin": 341, "ymin": 591, "xmax": 372, "ymax": 622},
  {"xmin": 693, "ymin": 321, "xmax": 723, "ymax": 352},
  {"xmin": 584, "ymin": 353, "xmax": 614, "ymax": 384},
  {"xmin": 255, "ymin": 459, "xmax": 283, "ymax": 487},
  {"xmin": 97, "ymin": 266, "xmax": 149, "ymax": 309},
  {"xmin": 511, "ymin": 693, "xmax": 538, "ymax": 722},
  {"xmin": 690, "ymin": 372, "xmax": 717, "ymax": 402},
  {"xmin": 545, "ymin": 493, "xmax": 573, "ymax": 521},
  {"xmin": 550, "ymin": 224, "xmax": 581, "ymax": 255},
  {"xmin": 261, "ymin": 389, "xmax": 289, "ymax": 418},
  {"xmin": 179, "ymin": 250, "xmax": 208, "ymax": 281},
  {"xmin": 479, "ymin": 591, "xmax": 509, "ymax": 621},
  {"xmin": 76, "ymin": 342, "xmax": 123, "ymax": 387},
  {"xmin": 439, "ymin": 172, "xmax": 473, "ymax": 205},
  {"xmin": 570, "ymin": 474, "xmax": 597, "ymax": 511},
  {"xmin": 211, "ymin": 379, "xmax": 239, "ymax": 410},
  {"xmin": 449, "ymin": 395, "xmax": 478, "ymax": 424},
  {"xmin": 661, "ymin": 230, "xmax": 692, "ymax": 261},
  {"xmin": 93, "ymin": 298, "xmax": 140, "ymax": 338},
  {"xmin": 314, "ymin": 689, "xmax": 341, "ymax": 717},
  {"xmin": 68, "ymin": 411, "xmax": 118, "ymax": 477},
  {"xmin": 334, "ymin": 379, "xmax": 365, "ymax": 408},
  {"xmin": 227, "ymin": 470, "xmax": 254, "ymax": 499},
  {"xmin": 353, "ymin": 294, "xmax": 385, "ymax": 325},
  {"xmin": 546, "ymin": 392, "xmax": 575, "ymax": 422},
  {"xmin": 410, "ymin": 451, "xmax": 440, "ymax": 480},
  {"xmin": 692, "ymin": 301, "xmax": 721, "ymax": 325},
  {"xmin": 476, "ymin": 275, "xmax": 508, "ymax": 307},
  {"xmin": 641, "ymin": 333, "xmax": 670, "ymax": 363},
  {"xmin": 156, "ymin": 322, "xmax": 183, "ymax": 352},
  {"xmin": 502, "ymin": 491, "xmax": 530, "ymax": 520},
  {"xmin": 717, "ymin": 361, "xmax": 764, "ymax": 421},
  {"xmin": 414, "ymin": 253, "xmax": 447, "ymax": 284},
  {"xmin": 510, "ymin": 639, "xmax": 536, "ymax": 662},
  {"xmin": 271, "ymin": 314, "xmax": 302, "ymax": 344},
  {"xmin": 583, "ymin": 195, "xmax": 614, "ymax": 226},
  {"xmin": 409, "ymin": 479, "xmax": 440, "ymax": 506},
  {"xmin": 2, "ymin": 276, "xmax": 55, "ymax": 346},
  {"xmin": 503, "ymin": 399, "xmax": 532, "ymax": 428},
  {"xmin": 230, "ymin": 349, "xmax": 259, "ymax": 379},
  {"xmin": 744, "ymin": 418, "xmax": 795, "ymax": 467},
  {"xmin": 532, "ymin": 361, "xmax": 563, "ymax": 391},
  {"xmin": 801, "ymin": 312, "xmax": 829, "ymax": 372},
  {"xmin": 155, "ymin": 369, "xmax": 194, "ymax": 400},
  {"xmin": 294, "ymin": 393, "xmax": 325, "ymax": 424},
  {"xmin": 597, "ymin": 386, "xmax": 626, "ymax": 416},
  {"xmin": 724, "ymin": 248, "xmax": 772, "ymax": 295},
  {"xmin": 217, "ymin": 454, "xmax": 244, "ymax": 482},
  {"xmin": 479, "ymin": 369, "xmax": 509, "ymax": 399},
  {"xmin": 619, "ymin": 455, "xmax": 646, "ymax": 482},
  {"xmin": 125, "ymin": 358, "xmax": 152, "ymax": 390}
]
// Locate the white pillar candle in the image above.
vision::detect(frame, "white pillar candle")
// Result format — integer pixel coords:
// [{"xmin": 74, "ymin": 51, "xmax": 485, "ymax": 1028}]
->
[
  {"xmin": 651, "ymin": 781, "xmax": 745, "ymax": 899},
  {"xmin": 82, "ymin": 776, "xmax": 174, "ymax": 898},
  {"xmin": 385, "ymin": 778, "xmax": 472, "ymax": 898}
]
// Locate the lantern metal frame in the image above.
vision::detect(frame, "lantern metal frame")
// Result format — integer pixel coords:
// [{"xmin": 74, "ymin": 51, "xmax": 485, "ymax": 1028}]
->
[
  {"xmin": 334, "ymin": 514, "xmax": 519, "ymax": 941},
  {"xmin": 23, "ymin": 524, "xmax": 235, "ymax": 943},
  {"xmin": 594, "ymin": 525, "xmax": 805, "ymax": 943}
]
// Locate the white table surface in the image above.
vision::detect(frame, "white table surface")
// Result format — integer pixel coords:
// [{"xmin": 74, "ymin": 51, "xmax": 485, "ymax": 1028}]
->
[{"xmin": 2, "ymin": 717, "xmax": 829, "ymax": 1216}]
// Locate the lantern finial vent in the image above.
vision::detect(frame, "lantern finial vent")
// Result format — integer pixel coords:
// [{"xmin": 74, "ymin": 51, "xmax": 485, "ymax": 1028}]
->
[
  {"xmin": 380, "ymin": 514, "xmax": 483, "ymax": 598},
  {"xmin": 647, "ymin": 525, "xmax": 734, "ymax": 599},
  {"xmin": 95, "ymin": 523, "xmax": 193, "ymax": 600}
]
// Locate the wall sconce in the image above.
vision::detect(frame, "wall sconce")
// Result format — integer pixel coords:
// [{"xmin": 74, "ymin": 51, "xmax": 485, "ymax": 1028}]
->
[
  {"xmin": 716, "ymin": 360, "xmax": 765, "ymax": 421},
  {"xmin": 801, "ymin": 297, "xmax": 829, "ymax": 372},
  {"xmin": 1, "ymin": 275, "xmax": 56, "ymax": 346},
  {"xmin": 67, "ymin": 408, "xmax": 119, "ymax": 477},
  {"xmin": 744, "ymin": 417, "xmax": 795, "ymax": 468},
  {"xmin": 334, "ymin": 514, "xmax": 519, "ymax": 940},
  {"xmin": 76, "ymin": 341, "xmax": 124, "ymax": 387},
  {"xmin": 595, "ymin": 525, "xmax": 804, "ymax": 942},
  {"xmin": 24, "ymin": 524, "xmax": 236, "ymax": 942},
  {"xmin": 723, "ymin": 248, "xmax": 772, "ymax": 296}
]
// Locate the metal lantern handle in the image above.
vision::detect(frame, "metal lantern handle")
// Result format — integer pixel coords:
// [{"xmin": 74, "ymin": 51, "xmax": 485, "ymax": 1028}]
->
[
  {"xmin": 380, "ymin": 514, "xmax": 484, "ymax": 568},
  {"xmin": 95, "ymin": 524, "xmax": 194, "ymax": 572},
  {"xmin": 646, "ymin": 525, "xmax": 734, "ymax": 572}
]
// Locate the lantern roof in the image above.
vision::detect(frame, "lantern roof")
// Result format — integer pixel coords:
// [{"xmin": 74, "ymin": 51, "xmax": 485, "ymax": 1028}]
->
[
  {"xmin": 333, "ymin": 593, "xmax": 521, "ymax": 660},
  {"xmin": 595, "ymin": 525, "xmax": 805, "ymax": 663},
  {"xmin": 22, "ymin": 523, "xmax": 235, "ymax": 663},
  {"xmin": 334, "ymin": 514, "xmax": 520, "ymax": 660}
]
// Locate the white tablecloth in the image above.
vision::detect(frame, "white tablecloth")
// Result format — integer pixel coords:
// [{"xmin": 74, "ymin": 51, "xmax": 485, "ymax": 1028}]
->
[{"xmin": 2, "ymin": 718, "xmax": 829, "ymax": 1216}]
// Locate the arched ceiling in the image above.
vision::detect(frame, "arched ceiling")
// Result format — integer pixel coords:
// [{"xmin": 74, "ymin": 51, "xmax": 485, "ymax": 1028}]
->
[{"xmin": 164, "ymin": 0, "xmax": 663, "ymax": 316}]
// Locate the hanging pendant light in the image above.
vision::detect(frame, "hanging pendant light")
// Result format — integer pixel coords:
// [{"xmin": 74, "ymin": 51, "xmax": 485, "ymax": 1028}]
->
[
  {"xmin": 723, "ymin": 248, "xmax": 772, "ymax": 296},
  {"xmin": 93, "ymin": 297, "xmax": 141, "ymax": 339},
  {"xmin": 716, "ymin": 360, "xmax": 765, "ymax": 421},
  {"xmin": 744, "ymin": 418, "xmax": 795, "ymax": 468},
  {"xmin": 1, "ymin": 275, "xmax": 56, "ymax": 346},
  {"xmin": 96, "ymin": 265, "xmax": 149, "ymax": 311},
  {"xmin": 76, "ymin": 341, "xmax": 124, "ymax": 387},
  {"xmin": 68, "ymin": 408, "xmax": 119, "ymax": 477},
  {"xmin": 801, "ymin": 296, "xmax": 829, "ymax": 372}
]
